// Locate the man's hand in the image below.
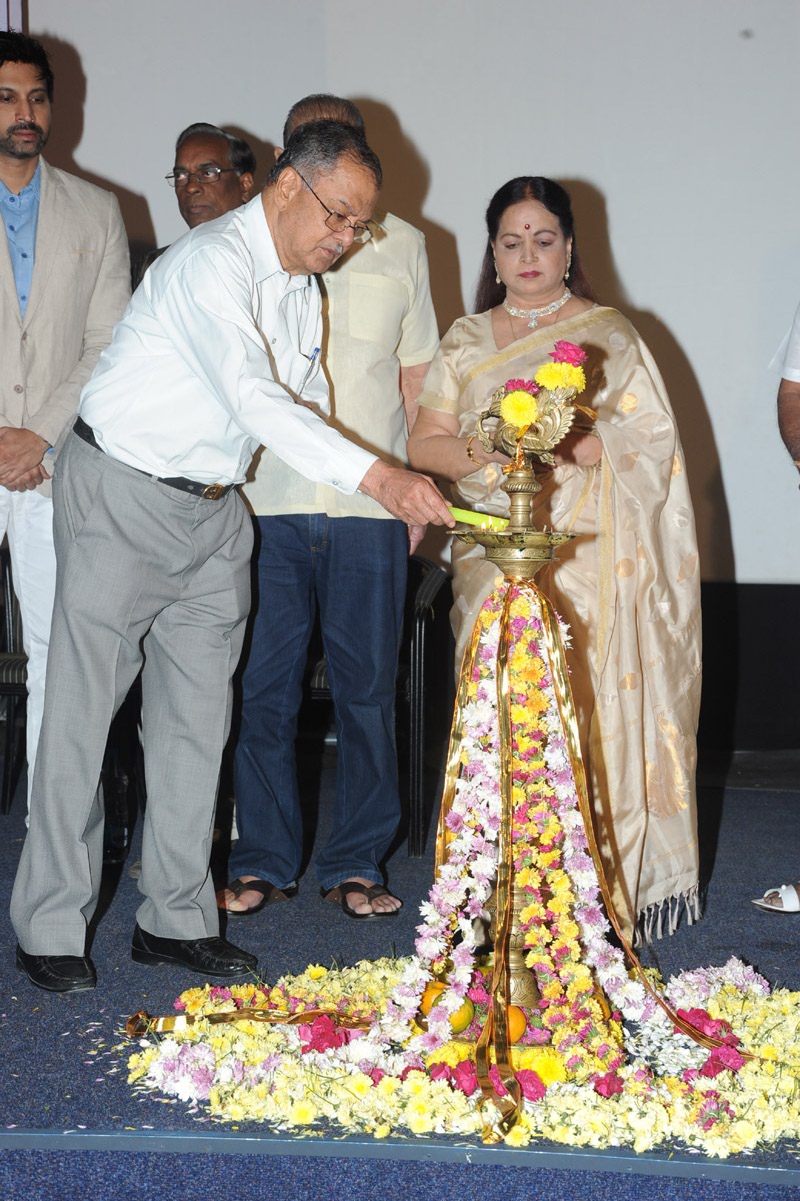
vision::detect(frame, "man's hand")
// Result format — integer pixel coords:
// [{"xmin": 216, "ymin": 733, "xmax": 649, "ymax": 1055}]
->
[
  {"xmin": 2, "ymin": 463, "xmax": 50, "ymax": 492},
  {"xmin": 359, "ymin": 461, "xmax": 455, "ymax": 528},
  {"xmin": 407, "ymin": 523, "xmax": 426, "ymax": 554},
  {"xmin": 0, "ymin": 428, "xmax": 50, "ymax": 486}
]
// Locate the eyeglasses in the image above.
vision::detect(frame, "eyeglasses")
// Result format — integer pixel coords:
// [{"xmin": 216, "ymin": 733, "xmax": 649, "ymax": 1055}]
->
[
  {"xmin": 165, "ymin": 166, "xmax": 238, "ymax": 188},
  {"xmin": 297, "ymin": 173, "xmax": 373, "ymax": 244}
]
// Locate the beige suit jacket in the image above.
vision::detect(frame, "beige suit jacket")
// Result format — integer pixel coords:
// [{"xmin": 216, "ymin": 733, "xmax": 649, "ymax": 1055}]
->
[{"xmin": 0, "ymin": 158, "xmax": 130, "ymax": 494}]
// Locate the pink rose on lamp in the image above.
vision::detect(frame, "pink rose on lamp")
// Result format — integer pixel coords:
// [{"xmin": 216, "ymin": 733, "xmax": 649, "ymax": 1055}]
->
[{"xmin": 550, "ymin": 340, "xmax": 587, "ymax": 367}]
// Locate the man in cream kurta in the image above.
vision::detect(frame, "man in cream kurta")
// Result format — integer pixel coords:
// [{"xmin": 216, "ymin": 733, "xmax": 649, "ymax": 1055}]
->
[
  {"xmin": 226, "ymin": 208, "xmax": 440, "ymax": 918},
  {"xmin": 0, "ymin": 33, "xmax": 130, "ymax": 812}
]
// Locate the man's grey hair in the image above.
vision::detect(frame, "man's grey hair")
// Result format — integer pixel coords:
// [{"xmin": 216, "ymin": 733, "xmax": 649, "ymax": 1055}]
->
[
  {"xmin": 267, "ymin": 119, "xmax": 381, "ymax": 190},
  {"xmin": 175, "ymin": 122, "xmax": 256, "ymax": 177}
]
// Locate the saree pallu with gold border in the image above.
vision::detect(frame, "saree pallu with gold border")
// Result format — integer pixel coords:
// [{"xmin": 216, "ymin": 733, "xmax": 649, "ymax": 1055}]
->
[{"xmin": 419, "ymin": 306, "xmax": 701, "ymax": 940}]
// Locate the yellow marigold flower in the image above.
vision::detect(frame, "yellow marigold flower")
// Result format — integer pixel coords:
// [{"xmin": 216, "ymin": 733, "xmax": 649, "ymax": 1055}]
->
[
  {"xmin": 543, "ymin": 980, "xmax": 564, "ymax": 1001},
  {"xmin": 728, "ymin": 1120, "xmax": 759, "ymax": 1153},
  {"xmin": 500, "ymin": 389, "xmax": 540, "ymax": 429},
  {"xmin": 305, "ymin": 964, "xmax": 328, "ymax": 980},
  {"xmin": 534, "ymin": 361, "xmax": 586, "ymax": 394},
  {"xmin": 290, "ymin": 1100, "xmax": 318, "ymax": 1125},
  {"xmin": 373, "ymin": 1124, "xmax": 392, "ymax": 1140},
  {"xmin": 347, "ymin": 1072, "xmax": 374, "ymax": 1099},
  {"xmin": 406, "ymin": 1100, "xmax": 435, "ymax": 1134},
  {"xmin": 402, "ymin": 1072, "xmax": 429, "ymax": 1096},
  {"xmin": 426, "ymin": 1042, "xmax": 471, "ymax": 1068},
  {"xmin": 180, "ymin": 987, "xmax": 210, "ymax": 1015},
  {"xmin": 520, "ymin": 1046, "xmax": 568, "ymax": 1086},
  {"xmin": 504, "ymin": 1121, "xmax": 532, "ymax": 1147}
]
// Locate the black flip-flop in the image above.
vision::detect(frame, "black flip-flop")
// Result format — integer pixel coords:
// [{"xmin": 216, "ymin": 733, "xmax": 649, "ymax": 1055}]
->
[
  {"xmin": 221, "ymin": 878, "xmax": 297, "ymax": 917},
  {"xmin": 321, "ymin": 881, "xmax": 402, "ymax": 920}
]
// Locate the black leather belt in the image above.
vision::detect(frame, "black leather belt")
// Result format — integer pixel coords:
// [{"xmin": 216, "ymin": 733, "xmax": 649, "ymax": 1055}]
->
[{"xmin": 73, "ymin": 417, "xmax": 233, "ymax": 500}]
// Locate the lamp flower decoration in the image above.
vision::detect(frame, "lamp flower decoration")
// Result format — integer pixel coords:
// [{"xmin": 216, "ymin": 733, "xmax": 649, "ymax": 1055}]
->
[{"xmin": 477, "ymin": 340, "xmax": 592, "ymax": 468}]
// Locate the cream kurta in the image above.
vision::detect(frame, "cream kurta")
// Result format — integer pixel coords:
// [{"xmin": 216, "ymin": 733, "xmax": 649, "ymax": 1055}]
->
[{"xmin": 420, "ymin": 306, "xmax": 701, "ymax": 939}]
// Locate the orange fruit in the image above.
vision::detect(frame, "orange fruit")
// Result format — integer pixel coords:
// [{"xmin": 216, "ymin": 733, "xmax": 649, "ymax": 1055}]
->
[
  {"xmin": 419, "ymin": 981, "xmax": 446, "ymax": 1016},
  {"xmin": 507, "ymin": 1005, "xmax": 527, "ymax": 1043},
  {"xmin": 418, "ymin": 981, "xmax": 475, "ymax": 1034}
]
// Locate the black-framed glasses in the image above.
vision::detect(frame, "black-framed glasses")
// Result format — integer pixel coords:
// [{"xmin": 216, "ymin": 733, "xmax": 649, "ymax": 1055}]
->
[
  {"xmin": 165, "ymin": 166, "xmax": 238, "ymax": 188},
  {"xmin": 297, "ymin": 173, "xmax": 373, "ymax": 244}
]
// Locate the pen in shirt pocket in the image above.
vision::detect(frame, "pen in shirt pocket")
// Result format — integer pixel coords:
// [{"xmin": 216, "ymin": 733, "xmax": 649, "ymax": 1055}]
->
[{"xmin": 298, "ymin": 346, "xmax": 320, "ymax": 394}]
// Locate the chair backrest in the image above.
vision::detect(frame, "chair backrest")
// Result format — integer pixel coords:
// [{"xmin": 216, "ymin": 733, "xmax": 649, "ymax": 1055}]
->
[{"xmin": 1, "ymin": 547, "xmax": 24, "ymax": 655}]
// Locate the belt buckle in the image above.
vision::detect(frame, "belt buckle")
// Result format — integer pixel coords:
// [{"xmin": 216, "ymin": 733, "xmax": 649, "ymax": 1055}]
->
[{"xmin": 201, "ymin": 483, "xmax": 225, "ymax": 500}]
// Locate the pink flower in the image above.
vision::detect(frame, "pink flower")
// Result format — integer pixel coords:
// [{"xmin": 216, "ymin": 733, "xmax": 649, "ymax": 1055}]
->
[
  {"xmin": 505, "ymin": 377, "xmax": 540, "ymax": 394},
  {"xmin": 299, "ymin": 1015, "xmax": 350, "ymax": 1054},
  {"xmin": 428, "ymin": 1062, "xmax": 452, "ymax": 1082},
  {"xmin": 550, "ymin": 341, "xmax": 586, "ymax": 366},
  {"xmin": 593, "ymin": 1070, "xmax": 624, "ymax": 1097},
  {"xmin": 517, "ymin": 1069, "xmax": 546, "ymax": 1102},
  {"xmin": 452, "ymin": 1059, "xmax": 479, "ymax": 1096},
  {"xmin": 677, "ymin": 1007, "xmax": 738, "ymax": 1045},
  {"xmin": 488, "ymin": 1065, "xmax": 509, "ymax": 1097},
  {"xmin": 699, "ymin": 1045, "xmax": 746, "ymax": 1078}
]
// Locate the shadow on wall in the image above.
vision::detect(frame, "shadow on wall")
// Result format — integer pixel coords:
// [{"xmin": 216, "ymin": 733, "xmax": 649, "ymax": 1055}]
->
[
  {"xmin": 225, "ymin": 125, "xmax": 274, "ymax": 192},
  {"xmin": 565, "ymin": 178, "xmax": 739, "ymax": 752},
  {"xmin": 352, "ymin": 98, "xmax": 464, "ymax": 335},
  {"xmin": 564, "ymin": 177, "xmax": 733, "ymax": 580},
  {"xmin": 37, "ymin": 33, "xmax": 155, "ymax": 265}
]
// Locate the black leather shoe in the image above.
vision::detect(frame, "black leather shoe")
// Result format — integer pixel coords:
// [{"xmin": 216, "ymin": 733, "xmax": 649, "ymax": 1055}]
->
[
  {"xmin": 16, "ymin": 944, "xmax": 97, "ymax": 993},
  {"xmin": 131, "ymin": 924, "xmax": 257, "ymax": 978}
]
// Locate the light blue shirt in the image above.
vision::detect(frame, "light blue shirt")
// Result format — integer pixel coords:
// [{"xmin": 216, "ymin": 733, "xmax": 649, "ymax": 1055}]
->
[{"xmin": 0, "ymin": 163, "xmax": 41, "ymax": 317}]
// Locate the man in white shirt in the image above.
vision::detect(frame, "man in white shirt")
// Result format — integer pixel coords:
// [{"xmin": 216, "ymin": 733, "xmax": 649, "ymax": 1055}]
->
[
  {"xmin": 10, "ymin": 119, "xmax": 453, "ymax": 992},
  {"xmin": 220, "ymin": 96, "xmax": 440, "ymax": 921}
]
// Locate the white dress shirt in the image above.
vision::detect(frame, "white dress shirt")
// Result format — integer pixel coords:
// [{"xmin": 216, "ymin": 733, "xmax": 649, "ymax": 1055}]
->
[
  {"xmin": 779, "ymin": 300, "xmax": 800, "ymax": 383},
  {"xmin": 243, "ymin": 212, "xmax": 440, "ymax": 519},
  {"xmin": 80, "ymin": 194, "xmax": 377, "ymax": 491}
]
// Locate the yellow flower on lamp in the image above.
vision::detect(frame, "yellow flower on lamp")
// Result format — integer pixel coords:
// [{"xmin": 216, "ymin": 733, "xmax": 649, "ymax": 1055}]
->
[
  {"xmin": 534, "ymin": 360, "xmax": 587, "ymax": 395},
  {"xmin": 500, "ymin": 388, "xmax": 540, "ymax": 430}
]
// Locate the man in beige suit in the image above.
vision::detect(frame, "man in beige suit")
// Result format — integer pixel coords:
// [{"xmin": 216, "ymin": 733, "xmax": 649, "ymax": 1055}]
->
[{"xmin": 0, "ymin": 32, "xmax": 130, "ymax": 808}]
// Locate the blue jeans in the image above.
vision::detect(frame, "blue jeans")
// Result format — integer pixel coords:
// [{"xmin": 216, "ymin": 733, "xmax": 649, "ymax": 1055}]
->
[{"xmin": 229, "ymin": 514, "xmax": 407, "ymax": 893}]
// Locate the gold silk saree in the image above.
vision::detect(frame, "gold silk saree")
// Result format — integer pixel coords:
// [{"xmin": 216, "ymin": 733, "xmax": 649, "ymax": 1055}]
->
[{"xmin": 419, "ymin": 306, "xmax": 701, "ymax": 940}]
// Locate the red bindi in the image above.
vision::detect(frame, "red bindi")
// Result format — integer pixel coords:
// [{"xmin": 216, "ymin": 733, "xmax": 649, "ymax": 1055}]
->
[{"xmin": 524, "ymin": 223, "xmax": 530, "ymax": 230}]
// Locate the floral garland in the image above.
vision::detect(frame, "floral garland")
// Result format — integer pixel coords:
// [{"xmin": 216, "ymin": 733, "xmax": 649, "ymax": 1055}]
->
[{"xmin": 126, "ymin": 582, "xmax": 800, "ymax": 1156}]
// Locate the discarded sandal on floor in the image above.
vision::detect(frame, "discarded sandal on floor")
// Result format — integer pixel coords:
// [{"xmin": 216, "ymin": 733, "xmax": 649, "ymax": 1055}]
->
[
  {"xmin": 321, "ymin": 881, "xmax": 402, "ymax": 920},
  {"xmin": 751, "ymin": 883, "xmax": 800, "ymax": 913},
  {"xmin": 219, "ymin": 878, "xmax": 297, "ymax": 917}
]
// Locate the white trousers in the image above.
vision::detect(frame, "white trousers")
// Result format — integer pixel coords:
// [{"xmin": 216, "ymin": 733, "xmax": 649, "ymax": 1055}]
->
[{"xmin": 0, "ymin": 488, "xmax": 57, "ymax": 811}]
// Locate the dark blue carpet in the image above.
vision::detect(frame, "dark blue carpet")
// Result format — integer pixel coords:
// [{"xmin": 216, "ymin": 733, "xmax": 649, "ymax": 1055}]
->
[
  {"xmin": 1, "ymin": 749, "xmax": 800, "ymax": 1195},
  {"xmin": 1, "ymin": 1151, "xmax": 800, "ymax": 1201}
]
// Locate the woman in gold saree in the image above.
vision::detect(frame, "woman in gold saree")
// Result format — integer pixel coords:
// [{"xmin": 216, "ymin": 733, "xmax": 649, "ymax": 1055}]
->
[{"xmin": 408, "ymin": 177, "xmax": 701, "ymax": 941}]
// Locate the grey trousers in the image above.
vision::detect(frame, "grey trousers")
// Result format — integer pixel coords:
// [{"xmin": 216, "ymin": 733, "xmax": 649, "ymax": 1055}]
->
[{"xmin": 10, "ymin": 432, "xmax": 253, "ymax": 955}]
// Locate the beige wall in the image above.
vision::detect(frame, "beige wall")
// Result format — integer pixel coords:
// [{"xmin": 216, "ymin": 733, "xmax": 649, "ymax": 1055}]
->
[{"xmin": 28, "ymin": 0, "xmax": 800, "ymax": 582}]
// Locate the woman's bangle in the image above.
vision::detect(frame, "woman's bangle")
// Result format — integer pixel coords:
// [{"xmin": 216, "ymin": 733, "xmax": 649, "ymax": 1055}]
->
[{"xmin": 465, "ymin": 435, "xmax": 480, "ymax": 464}]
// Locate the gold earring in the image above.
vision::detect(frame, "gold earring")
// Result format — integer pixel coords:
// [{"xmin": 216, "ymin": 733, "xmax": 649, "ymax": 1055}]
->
[
  {"xmin": 564, "ymin": 252, "xmax": 572, "ymax": 281},
  {"xmin": 494, "ymin": 258, "xmax": 501, "ymax": 285}
]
